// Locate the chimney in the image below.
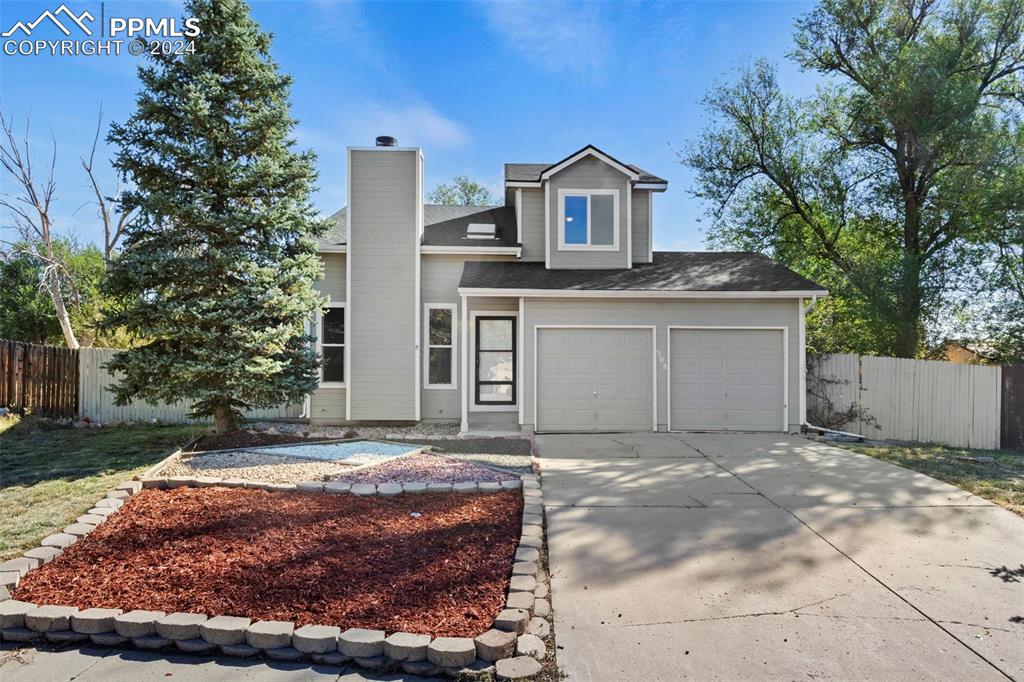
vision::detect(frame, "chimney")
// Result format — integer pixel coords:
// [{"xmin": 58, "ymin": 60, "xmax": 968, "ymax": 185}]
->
[{"xmin": 375, "ymin": 135, "xmax": 398, "ymax": 147}]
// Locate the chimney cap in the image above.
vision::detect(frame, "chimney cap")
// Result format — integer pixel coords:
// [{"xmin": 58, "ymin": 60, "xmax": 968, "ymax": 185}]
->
[{"xmin": 375, "ymin": 135, "xmax": 398, "ymax": 147}]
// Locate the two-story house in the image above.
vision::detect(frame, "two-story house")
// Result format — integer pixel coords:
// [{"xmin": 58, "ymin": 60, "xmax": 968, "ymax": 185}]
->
[{"xmin": 310, "ymin": 138, "xmax": 827, "ymax": 434}]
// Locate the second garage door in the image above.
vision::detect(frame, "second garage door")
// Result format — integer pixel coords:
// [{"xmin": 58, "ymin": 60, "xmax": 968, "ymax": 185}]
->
[
  {"xmin": 536, "ymin": 327, "xmax": 653, "ymax": 432},
  {"xmin": 669, "ymin": 328, "xmax": 785, "ymax": 431}
]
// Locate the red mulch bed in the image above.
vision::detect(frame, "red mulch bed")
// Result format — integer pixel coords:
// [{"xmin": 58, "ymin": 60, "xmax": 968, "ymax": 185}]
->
[
  {"xmin": 14, "ymin": 488, "xmax": 523, "ymax": 637},
  {"xmin": 330, "ymin": 453, "xmax": 518, "ymax": 485}
]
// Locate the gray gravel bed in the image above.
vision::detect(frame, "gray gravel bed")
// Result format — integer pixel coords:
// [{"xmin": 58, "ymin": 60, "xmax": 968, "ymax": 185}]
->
[{"xmin": 442, "ymin": 452, "xmax": 533, "ymax": 474}]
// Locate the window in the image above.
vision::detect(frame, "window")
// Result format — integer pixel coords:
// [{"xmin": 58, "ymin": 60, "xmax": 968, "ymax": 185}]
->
[
  {"xmin": 319, "ymin": 305, "xmax": 345, "ymax": 385},
  {"xmin": 424, "ymin": 304, "xmax": 456, "ymax": 388},
  {"xmin": 475, "ymin": 316, "xmax": 516, "ymax": 405},
  {"xmin": 558, "ymin": 189, "xmax": 619, "ymax": 250}
]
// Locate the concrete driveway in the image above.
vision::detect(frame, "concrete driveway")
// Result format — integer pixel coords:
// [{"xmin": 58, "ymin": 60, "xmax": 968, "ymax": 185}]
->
[{"xmin": 538, "ymin": 432, "xmax": 1023, "ymax": 681}]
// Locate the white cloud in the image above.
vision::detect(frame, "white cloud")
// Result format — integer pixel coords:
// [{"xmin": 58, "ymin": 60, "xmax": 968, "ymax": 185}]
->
[
  {"xmin": 480, "ymin": 1, "xmax": 609, "ymax": 82},
  {"xmin": 343, "ymin": 100, "xmax": 470, "ymax": 149}
]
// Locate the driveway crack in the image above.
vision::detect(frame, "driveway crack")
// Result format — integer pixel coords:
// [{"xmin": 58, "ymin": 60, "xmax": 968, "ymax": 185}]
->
[
  {"xmin": 675, "ymin": 434, "xmax": 1017, "ymax": 681},
  {"xmin": 616, "ymin": 593, "xmax": 851, "ymax": 628}
]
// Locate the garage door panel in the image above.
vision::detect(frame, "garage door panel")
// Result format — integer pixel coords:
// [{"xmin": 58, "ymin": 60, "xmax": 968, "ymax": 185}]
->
[
  {"xmin": 537, "ymin": 328, "xmax": 653, "ymax": 433},
  {"xmin": 671, "ymin": 328, "xmax": 783, "ymax": 432}
]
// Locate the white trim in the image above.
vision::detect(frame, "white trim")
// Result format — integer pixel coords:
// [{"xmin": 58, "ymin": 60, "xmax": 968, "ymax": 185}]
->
[
  {"xmin": 318, "ymin": 244, "xmax": 347, "ymax": 253},
  {"xmin": 420, "ymin": 245, "xmax": 522, "ymax": 256},
  {"xmin": 647, "ymin": 191, "xmax": 653, "ymax": 263},
  {"xmin": 506, "ymin": 181, "xmax": 542, "ymax": 188},
  {"xmin": 556, "ymin": 188, "xmax": 620, "ymax": 251},
  {"xmin": 533, "ymin": 325, "xmax": 657, "ymax": 433},
  {"xmin": 798, "ymin": 295, "xmax": 818, "ymax": 425},
  {"xmin": 460, "ymin": 296, "xmax": 469, "ymax": 431},
  {"xmin": 634, "ymin": 183, "xmax": 668, "ymax": 191},
  {"xmin": 515, "ymin": 188, "xmax": 522, "ymax": 247},
  {"xmin": 423, "ymin": 303, "xmax": 457, "ymax": 389},
  {"xmin": 666, "ymin": 326, "xmax": 789, "ymax": 432},
  {"xmin": 518, "ymin": 297, "xmax": 525, "ymax": 425},
  {"xmin": 540, "ymin": 147, "xmax": 640, "ymax": 181},
  {"xmin": 317, "ymin": 302, "xmax": 346, "ymax": 388},
  {"xmin": 414, "ymin": 151, "xmax": 422, "ymax": 420},
  {"xmin": 544, "ymin": 181, "xmax": 550, "ymax": 269},
  {"xmin": 458, "ymin": 287, "xmax": 829, "ymax": 299},
  {"xmin": 346, "ymin": 145, "xmax": 422, "ymax": 153},
  {"xmin": 625, "ymin": 180, "xmax": 632, "ymax": 268},
  {"xmin": 345, "ymin": 148, "xmax": 352, "ymax": 421},
  {"xmin": 470, "ymin": 310, "xmax": 519, "ymax": 413}
]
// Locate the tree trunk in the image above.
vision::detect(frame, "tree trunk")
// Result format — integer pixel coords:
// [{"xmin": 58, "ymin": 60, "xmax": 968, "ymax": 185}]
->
[
  {"xmin": 212, "ymin": 402, "xmax": 236, "ymax": 435},
  {"xmin": 46, "ymin": 273, "xmax": 80, "ymax": 349},
  {"xmin": 894, "ymin": 257, "xmax": 922, "ymax": 358}
]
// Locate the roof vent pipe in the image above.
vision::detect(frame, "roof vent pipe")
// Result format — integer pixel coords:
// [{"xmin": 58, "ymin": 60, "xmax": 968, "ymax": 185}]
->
[{"xmin": 375, "ymin": 135, "xmax": 397, "ymax": 147}]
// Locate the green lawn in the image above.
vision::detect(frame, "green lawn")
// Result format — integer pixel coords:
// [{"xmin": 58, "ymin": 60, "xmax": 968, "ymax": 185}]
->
[
  {"xmin": 0, "ymin": 416, "xmax": 201, "ymax": 561},
  {"xmin": 845, "ymin": 442, "xmax": 1024, "ymax": 516}
]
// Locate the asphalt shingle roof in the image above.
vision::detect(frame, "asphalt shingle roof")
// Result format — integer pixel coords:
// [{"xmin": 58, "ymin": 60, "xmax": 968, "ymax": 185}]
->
[
  {"xmin": 459, "ymin": 252, "xmax": 826, "ymax": 293},
  {"xmin": 504, "ymin": 145, "xmax": 667, "ymax": 184},
  {"xmin": 321, "ymin": 205, "xmax": 518, "ymax": 248}
]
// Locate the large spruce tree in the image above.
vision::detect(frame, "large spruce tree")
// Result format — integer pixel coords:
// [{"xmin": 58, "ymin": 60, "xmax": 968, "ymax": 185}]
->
[{"xmin": 105, "ymin": 0, "xmax": 329, "ymax": 433}]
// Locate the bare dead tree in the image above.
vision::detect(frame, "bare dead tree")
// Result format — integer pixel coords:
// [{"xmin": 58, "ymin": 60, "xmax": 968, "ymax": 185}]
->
[
  {"xmin": 0, "ymin": 112, "xmax": 80, "ymax": 349},
  {"xmin": 81, "ymin": 107, "xmax": 134, "ymax": 265}
]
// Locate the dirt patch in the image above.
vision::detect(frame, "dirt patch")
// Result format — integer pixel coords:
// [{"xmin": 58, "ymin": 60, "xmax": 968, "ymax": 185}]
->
[
  {"xmin": 187, "ymin": 430, "xmax": 327, "ymax": 452},
  {"xmin": 328, "ymin": 453, "xmax": 518, "ymax": 485},
  {"xmin": 14, "ymin": 487, "xmax": 523, "ymax": 637}
]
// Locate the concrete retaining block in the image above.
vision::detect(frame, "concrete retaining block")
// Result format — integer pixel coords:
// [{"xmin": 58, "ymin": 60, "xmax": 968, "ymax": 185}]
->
[
  {"xmin": 495, "ymin": 655, "xmax": 542, "ymax": 680},
  {"xmin": 339, "ymin": 628, "xmax": 385, "ymax": 657},
  {"xmin": 246, "ymin": 620, "xmax": 293, "ymax": 649},
  {"xmin": 199, "ymin": 615, "xmax": 251, "ymax": 645},
  {"xmin": 474, "ymin": 628, "xmax": 517, "ymax": 661},
  {"xmin": 426, "ymin": 637, "xmax": 476, "ymax": 667},
  {"xmin": 71, "ymin": 608, "xmax": 122, "ymax": 634},
  {"xmin": 324, "ymin": 481, "xmax": 351, "ymax": 494},
  {"xmin": 114, "ymin": 610, "xmax": 165, "ymax": 638},
  {"xmin": 0, "ymin": 600, "xmax": 36, "ymax": 629},
  {"xmin": 23, "ymin": 546, "xmax": 61, "ymax": 565},
  {"xmin": 25, "ymin": 605, "xmax": 78, "ymax": 632},
  {"xmin": 155, "ymin": 612, "xmax": 207, "ymax": 640},
  {"xmin": 292, "ymin": 624, "xmax": 340, "ymax": 654},
  {"xmin": 383, "ymin": 631, "xmax": 430, "ymax": 661}
]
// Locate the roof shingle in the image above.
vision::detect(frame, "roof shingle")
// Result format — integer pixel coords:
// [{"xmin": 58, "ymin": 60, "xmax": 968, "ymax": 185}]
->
[
  {"xmin": 320, "ymin": 205, "xmax": 517, "ymax": 248},
  {"xmin": 458, "ymin": 252, "xmax": 826, "ymax": 293}
]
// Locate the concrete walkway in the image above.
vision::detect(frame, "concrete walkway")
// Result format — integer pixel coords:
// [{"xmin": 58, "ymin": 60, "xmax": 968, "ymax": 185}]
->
[{"xmin": 538, "ymin": 432, "xmax": 1023, "ymax": 681}]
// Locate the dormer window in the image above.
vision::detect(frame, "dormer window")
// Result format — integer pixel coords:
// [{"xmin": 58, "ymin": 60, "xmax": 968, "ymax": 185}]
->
[{"xmin": 557, "ymin": 189, "xmax": 618, "ymax": 251}]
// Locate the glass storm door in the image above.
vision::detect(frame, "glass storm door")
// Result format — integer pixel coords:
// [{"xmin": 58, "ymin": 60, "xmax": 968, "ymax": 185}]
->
[{"xmin": 475, "ymin": 316, "xmax": 516, "ymax": 405}]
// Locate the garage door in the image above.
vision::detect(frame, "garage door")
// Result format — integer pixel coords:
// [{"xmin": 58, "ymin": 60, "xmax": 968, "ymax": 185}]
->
[
  {"xmin": 536, "ymin": 328, "xmax": 653, "ymax": 432},
  {"xmin": 669, "ymin": 328, "xmax": 784, "ymax": 431}
]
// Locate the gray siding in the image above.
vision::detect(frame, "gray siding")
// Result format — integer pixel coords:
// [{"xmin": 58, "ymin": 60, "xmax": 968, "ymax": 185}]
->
[
  {"xmin": 631, "ymin": 190, "xmax": 651, "ymax": 264},
  {"xmin": 519, "ymin": 188, "xmax": 545, "ymax": 262},
  {"xmin": 547, "ymin": 156, "xmax": 631, "ymax": 269},
  {"xmin": 420, "ymin": 255, "xmax": 515, "ymax": 421},
  {"xmin": 311, "ymin": 253, "xmax": 347, "ymax": 422},
  {"xmin": 348, "ymin": 149, "xmax": 419, "ymax": 420},
  {"xmin": 522, "ymin": 298, "xmax": 802, "ymax": 432}
]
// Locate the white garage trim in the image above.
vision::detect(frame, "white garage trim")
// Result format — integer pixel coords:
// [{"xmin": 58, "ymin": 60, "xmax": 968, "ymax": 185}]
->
[
  {"xmin": 533, "ymin": 325, "xmax": 657, "ymax": 432},
  {"xmin": 667, "ymin": 326, "xmax": 789, "ymax": 432}
]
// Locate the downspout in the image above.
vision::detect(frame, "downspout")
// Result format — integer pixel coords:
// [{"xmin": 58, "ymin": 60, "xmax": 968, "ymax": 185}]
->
[{"xmin": 798, "ymin": 295, "xmax": 818, "ymax": 430}]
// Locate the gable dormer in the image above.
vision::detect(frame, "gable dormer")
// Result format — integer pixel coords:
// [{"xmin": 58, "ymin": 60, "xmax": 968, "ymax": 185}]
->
[{"xmin": 505, "ymin": 145, "xmax": 667, "ymax": 269}]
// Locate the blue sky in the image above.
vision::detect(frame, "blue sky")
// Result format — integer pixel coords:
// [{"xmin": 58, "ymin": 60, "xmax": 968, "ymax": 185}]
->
[{"xmin": 1, "ymin": 0, "xmax": 819, "ymax": 252}]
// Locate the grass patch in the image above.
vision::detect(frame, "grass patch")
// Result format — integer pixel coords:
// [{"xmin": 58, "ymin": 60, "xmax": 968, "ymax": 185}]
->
[
  {"xmin": 845, "ymin": 442, "xmax": 1024, "ymax": 516},
  {"xmin": 0, "ymin": 415, "xmax": 201, "ymax": 561}
]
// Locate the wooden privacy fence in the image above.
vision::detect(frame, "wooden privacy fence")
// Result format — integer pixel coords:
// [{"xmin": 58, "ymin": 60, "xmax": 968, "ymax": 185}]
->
[
  {"xmin": 808, "ymin": 353, "xmax": 1003, "ymax": 449},
  {"xmin": 78, "ymin": 347, "xmax": 302, "ymax": 424},
  {"xmin": 1002, "ymin": 365, "xmax": 1024, "ymax": 450},
  {"xmin": 0, "ymin": 340, "xmax": 78, "ymax": 418}
]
